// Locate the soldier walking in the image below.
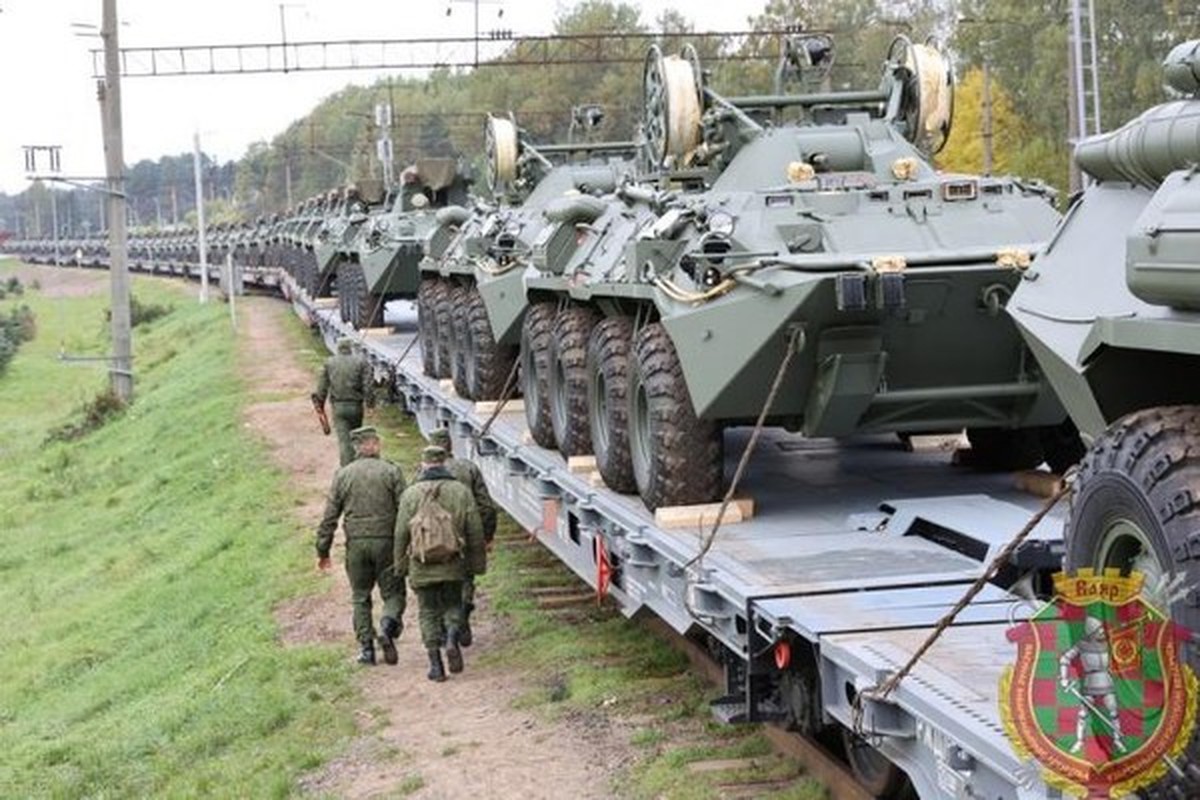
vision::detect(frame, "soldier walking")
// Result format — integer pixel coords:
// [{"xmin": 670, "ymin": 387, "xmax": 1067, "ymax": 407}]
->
[
  {"xmin": 313, "ymin": 337, "xmax": 374, "ymax": 466},
  {"xmin": 316, "ymin": 426, "xmax": 407, "ymax": 665},
  {"xmin": 394, "ymin": 446, "xmax": 486, "ymax": 682},
  {"xmin": 428, "ymin": 427, "xmax": 496, "ymax": 647}
]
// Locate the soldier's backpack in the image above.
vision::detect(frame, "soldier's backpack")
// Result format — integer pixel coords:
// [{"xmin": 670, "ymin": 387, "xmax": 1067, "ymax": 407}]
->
[{"xmin": 409, "ymin": 483, "xmax": 463, "ymax": 564}]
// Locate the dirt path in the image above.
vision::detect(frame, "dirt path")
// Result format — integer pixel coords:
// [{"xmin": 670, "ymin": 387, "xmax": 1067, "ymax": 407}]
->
[{"xmin": 238, "ymin": 297, "xmax": 627, "ymax": 799}]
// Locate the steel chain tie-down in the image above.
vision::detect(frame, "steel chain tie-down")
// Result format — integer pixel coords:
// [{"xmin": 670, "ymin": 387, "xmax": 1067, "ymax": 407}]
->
[
  {"xmin": 473, "ymin": 357, "xmax": 522, "ymax": 445},
  {"xmin": 850, "ymin": 473, "xmax": 1076, "ymax": 736}
]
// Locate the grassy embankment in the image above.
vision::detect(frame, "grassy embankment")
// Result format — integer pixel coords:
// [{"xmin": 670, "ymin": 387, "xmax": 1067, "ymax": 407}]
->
[{"xmin": 0, "ymin": 262, "xmax": 355, "ymax": 797}]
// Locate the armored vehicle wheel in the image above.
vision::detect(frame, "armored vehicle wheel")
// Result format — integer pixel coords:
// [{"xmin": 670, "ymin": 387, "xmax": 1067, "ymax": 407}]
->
[
  {"xmin": 449, "ymin": 285, "xmax": 472, "ymax": 399},
  {"xmin": 628, "ymin": 323, "xmax": 722, "ymax": 510},
  {"xmin": 521, "ymin": 302, "xmax": 558, "ymax": 449},
  {"xmin": 338, "ymin": 260, "xmax": 384, "ymax": 329},
  {"xmin": 462, "ymin": 286, "xmax": 515, "ymax": 401},
  {"xmin": 586, "ymin": 317, "xmax": 637, "ymax": 493},
  {"xmin": 841, "ymin": 728, "xmax": 915, "ymax": 799},
  {"xmin": 417, "ymin": 279, "xmax": 446, "ymax": 378},
  {"xmin": 964, "ymin": 426, "xmax": 1045, "ymax": 471},
  {"xmin": 433, "ymin": 283, "xmax": 458, "ymax": 381},
  {"xmin": 549, "ymin": 307, "xmax": 600, "ymax": 458},
  {"xmin": 1063, "ymin": 406, "xmax": 1200, "ymax": 800}
]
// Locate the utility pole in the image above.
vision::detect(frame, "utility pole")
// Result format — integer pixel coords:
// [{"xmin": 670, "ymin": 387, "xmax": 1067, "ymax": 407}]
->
[
  {"xmin": 981, "ymin": 61, "xmax": 993, "ymax": 175},
  {"xmin": 100, "ymin": 0, "xmax": 133, "ymax": 402},
  {"xmin": 193, "ymin": 130, "xmax": 209, "ymax": 302}
]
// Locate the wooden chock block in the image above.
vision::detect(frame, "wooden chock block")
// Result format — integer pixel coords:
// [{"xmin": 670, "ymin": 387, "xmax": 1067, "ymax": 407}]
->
[
  {"xmin": 312, "ymin": 297, "xmax": 338, "ymax": 309},
  {"xmin": 522, "ymin": 430, "xmax": 534, "ymax": 445},
  {"xmin": 438, "ymin": 379, "xmax": 455, "ymax": 396},
  {"xmin": 475, "ymin": 398, "xmax": 524, "ymax": 415},
  {"xmin": 655, "ymin": 501, "xmax": 746, "ymax": 530},
  {"xmin": 908, "ymin": 433, "xmax": 968, "ymax": 453},
  {"xmin": 1016, "ymin": 470, "xmax": 1064, "ymax": 499},
  {"xmin": 361, "ymin": 327, "xmax": 393, "ymax": 337},
  {"xmin": 588, "ymin": 471, "xmax": 606, "ymax": 488},
  {"xmin": 567, "ymin": 455, "xmax": 597, "ymax": 474}
]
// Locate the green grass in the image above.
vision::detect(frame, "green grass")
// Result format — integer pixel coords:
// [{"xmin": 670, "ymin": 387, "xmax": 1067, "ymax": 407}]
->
[{"xmin": 0, "ymin": 265, "xmax": 356, "ymax": 797}]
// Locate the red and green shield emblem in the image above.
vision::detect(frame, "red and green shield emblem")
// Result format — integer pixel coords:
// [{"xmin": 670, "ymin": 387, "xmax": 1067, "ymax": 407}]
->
[{"xmin": 1000, "ymin": 569, "xmax": 1197, "ymax": 798}]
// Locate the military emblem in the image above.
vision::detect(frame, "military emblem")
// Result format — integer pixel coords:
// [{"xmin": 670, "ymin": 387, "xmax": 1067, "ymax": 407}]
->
[{"xmin": 999, "ymin": 569, "xmax": 1197, "ymax": 798}]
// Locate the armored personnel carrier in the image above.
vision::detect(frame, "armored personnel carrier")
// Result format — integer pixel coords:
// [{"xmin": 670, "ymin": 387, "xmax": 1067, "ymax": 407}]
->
[
  {"xmin": 337, "ymin": 160, "xmax": 471, "ymax": 328},
  {"xmin": 519, "ymin": 36, "xmax": 1075, "ymax": 510},
  {"xmin": 417, "ymin": 111, "xmax": 637, "ymax": 400}
]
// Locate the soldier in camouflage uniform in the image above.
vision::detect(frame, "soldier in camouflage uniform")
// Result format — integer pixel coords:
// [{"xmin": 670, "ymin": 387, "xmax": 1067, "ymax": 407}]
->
[
  {"xmin": 314, "ymin": 337, "xmax": 375, "ymax": 466},
  {"xmin": 316, "ymin": 426, "xmax": 407, "ymax": 665},
  {"xmin": 394, "ymin": 446, "xmax": 486, "ymax": 682},
  {"xmin": 428, "ymin": 427, "xmax": 495, "ymax": 647}
]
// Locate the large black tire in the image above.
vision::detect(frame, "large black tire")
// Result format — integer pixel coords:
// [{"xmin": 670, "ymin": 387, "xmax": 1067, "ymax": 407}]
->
[
  {"xmin": 338, "ymin": 260, "xmax": 385, "ymax": 329},
  {"xmin": 433, "ymin": 282, "xmax": 458, "ymax": 381},
  {"xmin": 417, "ymin": 279, "xmax": 446, "ymax": 378},
  {"xmin": 462, "ymin": 286, "xmax": 516, "ymax": 401},
  {"xmin": 521, "ymin": 302, "xmax": 558, "ymax": 449},
  {"xmin": 586, "ymin": 316, "xmax": 636, "ymax": 493},
  {"xmin": 964, "ymin": 426, "xmax": 1045, "ymax": 471},
  {"xmin": 449, "ymin": 285, "xmax": 472, "ymax": 398},
  {"xmin": 548, "ymin": 307, "xmax": 600, "ymax": 458},
  {"xmin": 628, "ymin": 322, "xmax": 722, "ymax": 510},
  {"xmin": 1064, "ymin": 407, "xmax": 1200, "ymax": 800}
]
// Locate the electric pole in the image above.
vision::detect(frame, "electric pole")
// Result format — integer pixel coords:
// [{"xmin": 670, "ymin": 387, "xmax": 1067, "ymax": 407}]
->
[
  {"xmin": 100, "ymin": 0, "xmax": 133, "ymax": 402},
  {"xmin": 981, "ymin": 61, "xmax": 993, "ymax": 175},
  {"xmin": 193, "ymin": 130, "xmax": 209, "ymax": 302}
]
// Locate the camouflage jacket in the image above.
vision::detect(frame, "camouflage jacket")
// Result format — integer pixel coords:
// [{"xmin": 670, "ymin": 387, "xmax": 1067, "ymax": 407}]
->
[
  {"xmin": 315, "ymin": 455, "xmax": 406, "ymax": 557},
  {"xmin": 315, "ymin": 353, "xmax": 374, "ymax": 406},
  {"xmin": 393, "ymin": 468, "xmax": 486, "ymax": 587},
  {"xmin": 445, "ymin": 456, "xmax": 497, "ymax": 542}
]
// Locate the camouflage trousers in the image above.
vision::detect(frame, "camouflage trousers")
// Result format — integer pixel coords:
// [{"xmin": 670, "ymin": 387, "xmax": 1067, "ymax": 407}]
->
[
  {"xmin": 415, "ymin": 581, "xmax": 464, "ymax": 650},
  {"xmin": 346, "ymin": 537, "xmax": 406, "ymax": 644},
  {"xmin": 332, "ymin": 400, "xmax": 364, "ymax": 467}
]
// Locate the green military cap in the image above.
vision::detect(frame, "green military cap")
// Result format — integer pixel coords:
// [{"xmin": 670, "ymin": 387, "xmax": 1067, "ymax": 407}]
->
[
  {"xmin": 350, "ymin": 425, "xmax": 379, "ymax": 443},
  {"xmin": 428, "ymin": 427, "xmax": 450, "ymax": 446},
  {"xmin": 336, "ymin": 336, "xmax": 354, "ymax": 353},
  {"xmin": 421, "ymin": 445, "xmax": 448, "ymax": 464}
]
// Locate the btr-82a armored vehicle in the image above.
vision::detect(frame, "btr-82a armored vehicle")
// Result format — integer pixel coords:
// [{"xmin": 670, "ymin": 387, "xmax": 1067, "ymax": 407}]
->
[
  {"xmin": 416, "ymin": 109, "xmax": 637, "ymax": 400},
  {"xmin": 336, "ymin": 160, "xmax": 471, "ymax": 328},
  {"xmin": 518, "ymin": 36, "xmax": 1076, "ymax": 510}
]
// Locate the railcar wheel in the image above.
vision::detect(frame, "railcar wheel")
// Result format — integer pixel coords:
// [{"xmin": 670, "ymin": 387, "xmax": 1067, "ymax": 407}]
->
[
  {"xmin": 462, "ymin": 286, "xmax": 515, "ymax": 401},
  {"xmin": 521, "ymin": 302, "xmax": 558, "ymax": 449},
  {"xmin": 627, "ymin": 322, "xmax": 722, "ymax": 510},
  {"xmin": 549, "ymin": 307, "xmax": 600, "ymax": 458},
  {"xmin": 1063, "ymin": 406, "xmax": 1200, "ymax": 800},
  {"xmin": 586, "ymin": 316, "xmax": 636, "ymax": 493},
  {"xmin": 841, "ymin": 728, "xmax": 915, "ymax": 799},
  {"xmin": 417, "ymin": 279, "xmax": 447, "ymax": 378}
]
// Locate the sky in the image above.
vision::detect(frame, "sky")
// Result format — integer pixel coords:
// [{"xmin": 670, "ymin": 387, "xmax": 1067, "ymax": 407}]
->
[{"xmin": 0, "ymin": 0, "xmax": 767, "ymax": 194}]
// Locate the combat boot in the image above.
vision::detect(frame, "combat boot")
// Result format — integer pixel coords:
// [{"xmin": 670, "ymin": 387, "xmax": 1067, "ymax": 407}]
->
[
  {"xmin": 357, "ymin": 640, "xmax": 376, "ymax": 666},
  {"xmin": 445, "ymin": 628, "xmax": 464, "ymax": 674},
  {"xmin": 378, "ymin": 617, "xmax": 399, "ymax": 666},
  {"xmin": 427, "ymin": 649, "xmax": 447, "ymax": 682},
  {"xmin": 459, "ymin": 604, "xmax": 474, "ymax": 648}
]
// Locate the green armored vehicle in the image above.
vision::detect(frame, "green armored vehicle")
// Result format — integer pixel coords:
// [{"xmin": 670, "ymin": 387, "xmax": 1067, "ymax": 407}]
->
[
  {"xmin": 1009, "ymin": 45, "xmax": 1200, "ymax": 775},
  {"xmin": 417, "ymin": 112, "xmax": 637, "ymax": 399},
  {"xmin": 337, "ymin": 160, "xmax": 471, "ymax": 328},
  {"xmin": 520, "ymin": 37, "xmax": 1076, "ymax": 510}
]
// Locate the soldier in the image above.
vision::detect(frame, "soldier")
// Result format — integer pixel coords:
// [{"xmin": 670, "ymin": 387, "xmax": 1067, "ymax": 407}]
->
[
  {"xmin": 428, "ymin": 426, "xmax": 496, "ymax": 647},
  {"xmin": 394, "ymin": 445, "xmax": 486, "ymax": 682},
  {"xmin": 316, "ymin": 426, "xmax": 407, "ymax": 666},
  {"xmin": 313, "ymin": 337, "xmax": 374, "ymax": 466}
]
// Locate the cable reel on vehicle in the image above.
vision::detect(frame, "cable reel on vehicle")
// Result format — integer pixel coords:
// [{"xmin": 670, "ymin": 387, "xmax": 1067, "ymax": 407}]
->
[
  {"xmin": 887, "ymin": 34, "xmax": 954, "ymax": 155},
  {"xmin": 642, "ymin": 44, "xmax": 704, "ymax": 169},
  {"xmin": 484, "ymin": 114, "xmax": 520, "ymax": 194}
]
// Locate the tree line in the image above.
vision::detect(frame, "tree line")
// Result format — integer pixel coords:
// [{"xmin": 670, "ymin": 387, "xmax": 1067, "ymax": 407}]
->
[{"xmin": 4, "ymin": 0, "xmax": 1198, "ymax": 236}]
